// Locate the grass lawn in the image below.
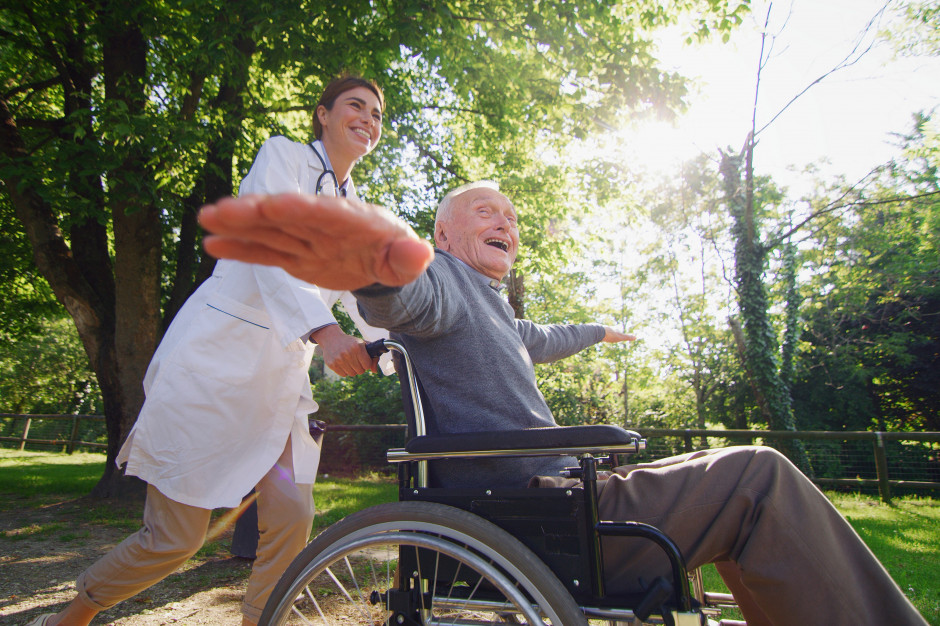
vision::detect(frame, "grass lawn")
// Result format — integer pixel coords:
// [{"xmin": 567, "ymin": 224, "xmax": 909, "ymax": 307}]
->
[
  {"xmin": 0, "ymin": 449, "xmax": 397, "ymax": 549},
  {"xmin": 2, "ymin": 449, "xmax": 937, "ymax": 624}
]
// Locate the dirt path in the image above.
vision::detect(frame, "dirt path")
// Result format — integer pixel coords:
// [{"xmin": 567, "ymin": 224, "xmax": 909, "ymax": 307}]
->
[{"xmin": 1, "ymin": 494, "xmax": 251, "ymax": 626}]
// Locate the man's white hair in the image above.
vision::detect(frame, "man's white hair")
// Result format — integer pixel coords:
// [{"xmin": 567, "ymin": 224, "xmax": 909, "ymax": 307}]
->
[{"xmin": 434, "ymin": 180, "xmax": 500, "ymax": 230}]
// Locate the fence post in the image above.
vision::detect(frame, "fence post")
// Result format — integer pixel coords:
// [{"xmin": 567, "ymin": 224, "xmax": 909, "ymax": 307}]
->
[
  {"xmin": 683, "ymin": 429, "xmax": 693, "ymax": 453},
  {"xmin": 18, "ymin": 417, "xmax": 32, "ymax": 451},
  {"xmin": 873, "ymin": 432, "xmax": 891, "ymax": 504},
  {"xmin": 68, "ymin": 416, "xmax": 81, "ymax": 454}
]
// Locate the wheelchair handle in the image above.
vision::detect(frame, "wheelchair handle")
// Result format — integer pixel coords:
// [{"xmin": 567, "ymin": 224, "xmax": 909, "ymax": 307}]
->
[
  {"xmin": 365, "ymin": 339, "xmax": 389, "ymax": 359},
  {"xmin": 363, "ymin": 338, "xmax": 425, "ymax": 487}
]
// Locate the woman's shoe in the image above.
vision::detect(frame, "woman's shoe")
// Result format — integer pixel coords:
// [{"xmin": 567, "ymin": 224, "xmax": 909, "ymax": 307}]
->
[{"xmin": 25, "ymin": 614, "xmax": 56, "ymax": 626}]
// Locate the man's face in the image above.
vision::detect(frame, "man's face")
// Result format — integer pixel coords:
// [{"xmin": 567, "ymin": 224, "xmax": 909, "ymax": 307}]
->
[{"xmin": 435, "ymin": 188, "xmax": 519, "ymax": 280}]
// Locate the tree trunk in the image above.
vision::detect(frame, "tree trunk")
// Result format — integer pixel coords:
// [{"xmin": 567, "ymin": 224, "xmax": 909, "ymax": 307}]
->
[
  {"xmin": 507, "ymin": 268, "xmax": 525, "ymax": 319},
  {"xmin": 621, "ymin": 371, "xmax": 630, "ymax": 429},
  {"xmin": 721, "ymin": 147, "xmax": 813, "ymax": 476},
  {"xmin": 1, "ymin": 94, "xmax": 147, "ymax": 497},
  {"xmin": 694, "ymin": 382, "xmax": 708, "ymax": 448},
  {"xmin": 95, "ymin": 16, "xmax": 161, "ymax": 498},
  {"xmin": 779, "ymin": 239, "xmax": 800, "ymax": 394}
]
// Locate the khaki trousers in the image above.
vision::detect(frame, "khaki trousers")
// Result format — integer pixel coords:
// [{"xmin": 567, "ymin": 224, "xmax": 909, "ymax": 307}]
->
[
  {"xmin": 75, "ymin": 439, "xmax": 314, "ymax": 623},
  {"xmin": 591, "ymin": 446, "xmax": 927, "ymax": 625}
]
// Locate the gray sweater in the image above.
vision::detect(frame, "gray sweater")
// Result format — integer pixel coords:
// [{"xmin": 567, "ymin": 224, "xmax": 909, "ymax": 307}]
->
[{"xmin": 354, "ymin": 250, "xmax": 605, "ymax": 488}]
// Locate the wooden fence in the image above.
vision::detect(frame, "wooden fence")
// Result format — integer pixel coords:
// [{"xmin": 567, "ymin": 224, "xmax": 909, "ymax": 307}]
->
[
  {"xmin": 0, "ymin": 413, "xmax": 108, "ymax": 454},
  {"xmin": 2, "ymin": 413, "xmax": 937, "ymax": 503},
  {"xmin": 637, "ymin": 428, "xmax": 940, "ymax": 503},
  {"xmin": 0, "ymin": 413, "xmax": 407, "ymax": 453}
]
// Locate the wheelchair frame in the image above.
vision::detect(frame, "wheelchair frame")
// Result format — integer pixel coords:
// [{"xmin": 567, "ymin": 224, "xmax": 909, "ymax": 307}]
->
[{"xmin": 259, "ymin": 339, "xmax": 725, "ymax": 625}]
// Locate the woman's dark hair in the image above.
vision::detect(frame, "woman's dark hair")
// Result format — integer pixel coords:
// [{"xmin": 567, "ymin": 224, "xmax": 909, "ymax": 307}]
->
[{"xmin": 313, "ymin": 75, "xmax": 385, "ymax": 140}]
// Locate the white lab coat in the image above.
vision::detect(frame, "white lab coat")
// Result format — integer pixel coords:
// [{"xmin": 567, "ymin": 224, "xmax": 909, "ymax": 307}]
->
[{"xmin": 117, "ymin": 136, "xmax": 390, "ymax": 509}]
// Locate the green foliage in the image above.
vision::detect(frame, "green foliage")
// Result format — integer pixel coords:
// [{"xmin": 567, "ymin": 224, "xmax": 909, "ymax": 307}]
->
[
  {"xmin": 0, "ymin": 316, "xmax": 101, "ymax": 415},
  {"xmin": 794, "ymin": 115, "xmax": 940, "ymax": 432},
  {"xmin": 311, "ymin": 474, "xmax": 397, "ymax": 530},
  {"xmin": 313, "ymin": 372, "xmax": 405, "ymax": 426},
  {"xmin": 312, "ymin": 372, "xmax": 406, "ymax": 471},
  {"xmin": 546, "ymin": 105, "xmax": 936, "ymax": 446},
  {"xmin": 525, "ymin": 266, "xmax": 626, "ymax": 426},
  {"xmin": 886, "ymin": 1, "xmax": 940, "ymax": 57},
  {"xmin": 0, "ymin": 191, "xmax": 62, "ymax": 336},
  {"xmin": 719, "ymin": 148, "xmax": 813, "ymax": 473},
  {"xmin": 578, "ymin": 152, "xmax": 758, "ymax": 433}
]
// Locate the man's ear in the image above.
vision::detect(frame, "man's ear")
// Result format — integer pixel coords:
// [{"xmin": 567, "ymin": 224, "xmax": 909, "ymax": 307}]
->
[{"xmin": 434, "ymin": 223, "xmax": 448, "ymax": 249}]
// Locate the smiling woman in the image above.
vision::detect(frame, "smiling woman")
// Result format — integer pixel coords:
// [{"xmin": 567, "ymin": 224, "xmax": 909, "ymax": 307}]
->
[{"xmin": 24, "ymin": 74, "xmax": 399, "ymax": 626}]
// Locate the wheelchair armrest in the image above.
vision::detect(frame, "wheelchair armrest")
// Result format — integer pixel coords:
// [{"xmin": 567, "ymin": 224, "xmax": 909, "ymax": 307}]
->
[{"xmin": 404, "ymin": 424, "xmax": 642, "ymax": 455}]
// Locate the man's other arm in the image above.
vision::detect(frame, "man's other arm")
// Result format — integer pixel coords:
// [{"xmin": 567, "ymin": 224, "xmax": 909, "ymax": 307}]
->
[{"xmin": 516, "ymin": 320, "xmax": 635, "ymax": 364}]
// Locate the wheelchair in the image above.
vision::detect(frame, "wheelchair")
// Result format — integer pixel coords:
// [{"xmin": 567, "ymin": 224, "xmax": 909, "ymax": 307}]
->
[{"xmin": 259, "ymin": 339, "xmax": 739, "ymax": 625}]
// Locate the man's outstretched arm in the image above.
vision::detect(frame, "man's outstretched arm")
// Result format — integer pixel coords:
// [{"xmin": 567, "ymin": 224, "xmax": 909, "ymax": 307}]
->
[
  {"xmin": 602, "ymin": 327, "xmax": 636, "ymax": 343},
  {"xmin": 197, "ymin": 193, "xmax": 434, "ymax": 291}
]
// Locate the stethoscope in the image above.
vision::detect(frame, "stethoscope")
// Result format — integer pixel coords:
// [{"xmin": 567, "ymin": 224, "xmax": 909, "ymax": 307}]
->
[{"xmin": 309, "ymin": 140, "xmax": 346, "ymax": 197}]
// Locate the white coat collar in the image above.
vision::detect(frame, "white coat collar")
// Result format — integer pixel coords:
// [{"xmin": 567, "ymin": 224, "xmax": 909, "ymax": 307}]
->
[{"xmin": 309, "ymin": 139, "xmax": 354, "ymax": 197}]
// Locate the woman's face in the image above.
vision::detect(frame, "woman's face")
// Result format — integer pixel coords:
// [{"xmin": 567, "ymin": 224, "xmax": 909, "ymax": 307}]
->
[{"xmin": 317, "ymin": 86, "xmax": 383, "ymax": 160}]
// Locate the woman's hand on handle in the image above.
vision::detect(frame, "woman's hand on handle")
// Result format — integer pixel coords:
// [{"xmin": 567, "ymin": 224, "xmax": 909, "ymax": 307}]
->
[{"xmin": 310, "ymin": 325, "xmax": 378, "ymax": 376}]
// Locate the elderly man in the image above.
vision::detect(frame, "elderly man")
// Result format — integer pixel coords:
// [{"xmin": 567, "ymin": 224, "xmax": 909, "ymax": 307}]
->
[{"xmin": 198, "ymin": 183, "xmax": 927, "ymax": 626}]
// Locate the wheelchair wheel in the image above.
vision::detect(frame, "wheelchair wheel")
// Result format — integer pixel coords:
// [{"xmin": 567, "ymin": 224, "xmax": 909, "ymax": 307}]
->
[{"xmin": 259, "ymin": 500, "xmax": 587, "ymax": 625}]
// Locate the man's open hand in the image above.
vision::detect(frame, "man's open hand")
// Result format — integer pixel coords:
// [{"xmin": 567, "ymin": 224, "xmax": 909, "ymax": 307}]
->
[
  {"xmin": 198, "ymin": 193, "xmax": 434, "ymax": 290},
  {"xmin": 602, "ymin": 327, "xmax": 637, "ymax": 343}
]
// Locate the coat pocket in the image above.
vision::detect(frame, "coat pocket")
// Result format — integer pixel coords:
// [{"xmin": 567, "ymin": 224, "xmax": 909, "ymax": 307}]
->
[{"xmin": 169, "ymin": 293, "xmax": 277, "ymax": 387}]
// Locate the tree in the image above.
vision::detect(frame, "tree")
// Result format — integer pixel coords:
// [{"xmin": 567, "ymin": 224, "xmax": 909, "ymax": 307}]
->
[
  {"xmin": 719, "ymin": 147, "xmax": 811, "ymax": 472},
  {"xmin": 795, "ymin": 114, "xmax": 940, "ymax": 433},
  {"xmin": 710, "ymin": 0, "xmax": 901, "ymax": 473},
  {"xmin": 0, "ymin": 0, "xmax": 748, "ymax": 497},
  {"xmin": 527, "ymin": 265, "xmax": 629, "ymax": 427},
  {"xmin": 646, "ymin": 156, "xmax": 742, "ymax": 441}
]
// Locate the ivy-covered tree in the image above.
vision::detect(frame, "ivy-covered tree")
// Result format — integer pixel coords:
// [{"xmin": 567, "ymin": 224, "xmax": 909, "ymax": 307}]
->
[{"xmin": 719, "ymin": 146, "xmax": 812, "ymax": 473}]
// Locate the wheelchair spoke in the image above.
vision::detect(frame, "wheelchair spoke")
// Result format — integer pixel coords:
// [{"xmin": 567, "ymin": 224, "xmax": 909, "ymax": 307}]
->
[
  {"xmin": 325, "ymin": 559, "xmax": 373, "ymax": 624},
  {"xmin": 343, "ymin": 556, "xmax": 378, "ymax": 623},
  {"xmin": 259, "ymin": 503, "xmax": 584, "ymax": 625},
  {"xmin": 302, "ymin": 585, "xmax": 327, "ymax": 623},
  {"xmin": 289, "ymin": 600, "xmax": 316, "ymax": 625},
  {"xmin": 414, "ymin": 543, "xmax": 430, "ymax": 616}
]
